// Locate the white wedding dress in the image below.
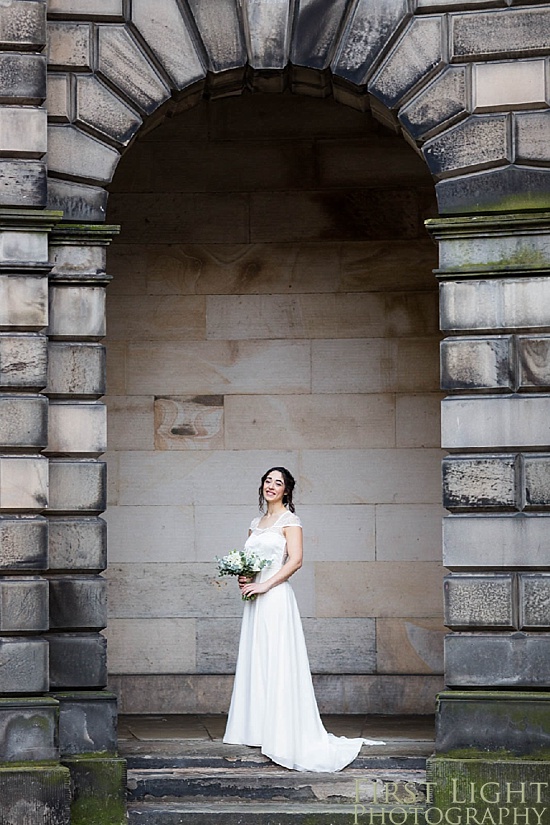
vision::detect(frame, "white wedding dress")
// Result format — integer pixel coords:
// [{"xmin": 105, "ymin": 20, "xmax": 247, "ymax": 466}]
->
[{"xmin": 223, "ymin": 510, "xmax": 384, "ymax": 772}]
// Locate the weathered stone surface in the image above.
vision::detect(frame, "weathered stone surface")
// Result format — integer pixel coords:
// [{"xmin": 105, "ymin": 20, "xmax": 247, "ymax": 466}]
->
[
  {"xmin": 0, "ymin": 159, "xmax": 46, "ymax": 207},
  {"xmin": 0, "ymin": 637, "xmax": 48, "ymax": 693},
  {"xmin": 49, "ymin": 575, "xmax": 107, "ymax": 631},
  {"xmin": 443, "ymin": 455, "xmax": 517, "ymax": 511},
  {"xmin": 474, "ymin": 60, "xmax": 546, "ymax": 112},
  {"xmin": 515, "ymin": 110, "xmax": 550, "ymax": 165},
  {"xmin": 375, "ymin": 504, "xmax": 443, "ymax": 562},
  {"xmin": 103, "ymin": 617, "xmax": 196, "ymax": 673},
  {"xmin": 47, "ymin": 178, "xmax": 108, "ymax": 223},
  {"xmin": 48, "ymin": 0, "xmax": 123, "ymax": 16},
  {"xmin": 452, "ymin": 8, "xmax": 550, "ymax": 60},
  {"xmin": 48, "ymin": 460, "xmax": 106, "ymax": 514},
  {"xmin": 440, "ymin": 336, "xmax": 514, "ymax": 392},
  {"xmin": 48, "ymin": 632, "xmax": 107, "ymax": 689},
  {"xmin": 520, "ymin": 574, "xmax": 550, "ymax": 629},
  {"xmin": 396, "ymin": 393, "xmax": 441, "ymax": 448},
  {"xmin": 49, "ymin": 285, "xmax": 106, "ymax": 339},
  {"xmin": 51, "ymin": 691, "xmax": 117, "ymax": 756},
  {"xmin": 376, "ymin": 618, "xmax": 445, "ymax": 673},
  {"xmin": 47, "ymin": 125, "xmax": 119, "ymax": 185},
  {"xmin": 187, "ymin": 0, "xmax": 245, "ymax": 73},
  {"xmin": 524, "ymin": 455, "xmax": 550, "ymax": 510},
  {"xmin": 444, "ymin": 574, "xmax": 515, "ymax": 629},
  {"xmin": 445, "ymin": 632, "xmax": 550, "ymax": 687},
  {"xmin": 48, "ymin": 517, "xmax": 106, "ymax": 572},
  {"xmin": 0, "ymin": 456, "xmax": 48, "ymax": 512},
  {"xmin": 46, "ymin": 73, "xmax": 69, "ymax": 121},
  {"xmin": 440, "ymin": 278, "xmax": 550, "ymax": 333},
  {"xmin": 0, "ymin": 1, "xmax": 46, "ymax": 50},
  {"xmin": 46, "ymin": 402, "xmax": 106, "ymax": 456},
  {"xmin": 0, "ymin": 516, "xmax": 47, "ymax": 571},
  {"xmin": 399, "ymin": 66, "xmax": 467, "ymax": 141},
  {"xmin": 442, "ymin": 395, "xmax": 550, "ymax": 450},
  {"xmin": 97, "ymin": 26, "xmax": 170, "ymax": 115},
  {"xmin": 0, "ymin": 333, "xmax": 47, "ymax": 390},
  {"xmin": 47, "ymin": 21, "xmax": 91, "ymax": 69},
  {"xmin": 436, "ymin": 165, "xmax": 550, "ymax": 215},
  {"xmin": 49, "ymin": 234, "xmax": 111, "ymax": 280},
  {"xmin": 443, "ymin": 514, "xmax": 550, "ymax": 570},
  {"xmin": 0, "ymin": 698, "xmax": 58, "ymax": 762},
  {"xmin": 47, "ymin": 342, "xmax": 105, "ymax": 398},
  {"xmin": 424, "ymin": 115, "xmax": 509, "ymax": 178},
  {"xmin": 105, "ymin": 505, "xmax": 193, "ymax": 564},
  {"xmin": 75, "ymin": 76, "xmax": 142, "ymax": 147},
  {"xmin": 0, "ymin": 227, "xmax": 48, "ymax": 263},
  {"xmin": 241, "ymin": 0, "xmax": 291, "ymax": 69},
  {"xmin": 154, "ymin": 395, "xmax": 222, "ymax": 451},
  {"xmin": 368, "ymin": 17, "xmax": 443, "ymax": 109},
  {"xmin": 518, "ymin": 336, "xmax": 550, "ymax": 389},
  {"xmin": 332, "ymin": 0, "xmax": 408, "ymax": 86},
  {"xmin": 291, "ymin": 0, "xmax": 348, "ymax": 70},
  {"xmin": 0, "ymin": 576, "xmax": 48, "ymax": 633},
  {"xmin": 0, "ymin": 53, "xmax": 46, "ymax": 105},
  {"xmin": 0, "ymin": 106, "xmax": 46, "ymax": 158},
  {"xmin": 106, "ymin": 294, "xmax": 205, "ymax": 341},
  {"xmin": 63, "ymin": 755, "xmax": 126, "ymax": 825},
  {"xmin": 106, "ymin": 395, "xmax": 154, "ymax": 451},
  {"xmin": 131, "ymin": 0, "xmax": 205, "ymax": 89},
  {"xmin": 0, "ymin": 393, "xmax": 47, "ymax": 449},
  {"xmin": 0, "ymin": 765, "xmax": 70, "ymax": 823}
]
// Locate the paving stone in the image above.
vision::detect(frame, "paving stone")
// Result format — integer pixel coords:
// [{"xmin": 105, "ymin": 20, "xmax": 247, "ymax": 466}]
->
[
  {"xmin": 47, "ymin": 125, "xmax": 120, "ymax": 185},
  {"xmin": 0, "ymin": 456, "xmax": 48, "ymax": 512},
  {"xmin": 474, "ymin": 59, "xmax": 546, "ymax": 112},
  {"xmin": 515, "ymin": 110, "xmax": 550, "ymax": 165},
  {"xmin": 436, "ymin": 164, "xmax": 550, "ymax": 215},
  {"xmin": 0, "ymin": 516, "xmax": 47, "ymax": 571},
  {"xmin": 442, "ymin": 395, "xmax": 550, "ymax": 450},
  {"xmin": 440, "ymin": 278, "xmax": 550, "ymax": 333},
  {"xmin": 368, "ymin": 17, "xmax": 443, "ymax": 109},
  {"xmin": 0, "ymin": 159, "xmax": 46, "ymax": 208},
  {"xmin": 0, "ymin": 333, "xmax": 47, "ymax": 390},
  {"xmin": 443, "ymin": 455, "xmax": 517, "ymax": 511},
  {"xmin": 47, "ymin": 21, "xmax": 91, "ymax": 69},
  {"xmin": 47, "ymin": 178, "xmax": 108, "ymax": 223},
  {"xmin": 424, "ymin": 114, "xmax": 509, "ymax": 177},
  {"xmin": 131, "ymin": 0, "xmax": 205, "ymax": 89},
  {"xmin": 520, "ymin": 574, "xmax": 550, "ymax": 629},
  {"xmin": 0, "ymin": 576, "xmax": 48, "ymax": 632},
  {"xmin": 291, "ymin": 0, "xmax": 348, "ymax": 70},
  {"xmin": 0, "ymin": 106, "xmax": 46, "ymax": 158},
  {"xmin": 49, "ymin": 285, "xmax": 106, "ymax": 339},
  {"xmin": 46, "ymin": 402, "xmax": 106, "ymax": 456},
  {"xmin": 0, "ymin": 53, "xmax": 46, "ymax": 105},
  {"xmin": 451, "ymin": 8, "xmax": 550, "ymax": 60},
  {"xmin": 75, "ymin": 76, "xmax": 142, "ymax": 147},
  {"xmin": 0, "ymin": 697, "xmax": 58, "ymax": 762},
  {"xmin": 0, "ymin": 1, "xmax": 46, "ymax": 50},
  {"xmin": 440, "ymin": 336, "xmax": 514, "ymax": 391},
  {"xmin": 0, "ymin": 637, "xmax": 48, "ymax": 693},
  {"xmin": 48, "ymin": 516, "xmax": 107, "ymax": 572},
  {"xmin": 524, "ymin": 455, "xmax": 550, "ymax": 510},
  {"xmin": 47, "ymin": 342, "xmax": 105, "ymax": 398},
  {"xmin": 332, "ymin": 0, "xmax": 408, "ymax": 86},
  {"xmin": 445, "ymin": 632, "xmax": 550, "ymax": 687},
  {"xmin": 443, "ymin": 514, "xmax": 550, "ymax": 570},
  {"xmin": 0, "ymin": 393, "xmax": 47, "ymax": 450},
  {"xmin": 399, "ymin": 66, "xmax": 467, "ymax": 141},
  {"xmin": 444, "ymin": 574, "xmax": 515, "ymax": 629},
  {"xmin": 48, "ymin": 632, "xmax": 108, "ymax": 689},
  {"xmin": 97, "ymin": 26, "xmax": 170, "ymax": 115},
  {"xmin": 187, "ymin": 0, "xmax": 245, "ymax": 73},
  {"xmin": 49, "ymin": 575, "xmax": 107, "ymax": 631},
  {"xmin": 48, "ymin": 460, "xmax": 106, "ymax": 514}
]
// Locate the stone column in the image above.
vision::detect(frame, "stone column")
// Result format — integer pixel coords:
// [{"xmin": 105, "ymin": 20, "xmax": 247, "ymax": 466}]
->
[
  {"xmin": 427, "ymin": 212, "xmax": 550, "ymax": 811},
  {"xmin": 46, "ymin": 224, "xmax": 125, "ymax": 825}
]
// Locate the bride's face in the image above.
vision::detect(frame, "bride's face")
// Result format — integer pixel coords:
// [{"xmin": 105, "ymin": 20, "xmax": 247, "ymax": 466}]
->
[{"xmin": 263, "ymin": 471, "xmax": 285, "ymax": 506}]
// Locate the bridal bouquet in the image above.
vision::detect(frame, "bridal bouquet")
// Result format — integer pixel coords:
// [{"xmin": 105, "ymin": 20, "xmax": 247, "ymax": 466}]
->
[{"xmin": 216, "ymin": 549, "xmax": 272, "ymax": 601}]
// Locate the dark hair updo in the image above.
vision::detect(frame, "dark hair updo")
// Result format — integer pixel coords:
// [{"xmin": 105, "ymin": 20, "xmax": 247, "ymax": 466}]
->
[{"xmin": 258, "ymin": 467, "xmax": 296, "ymax": 513}]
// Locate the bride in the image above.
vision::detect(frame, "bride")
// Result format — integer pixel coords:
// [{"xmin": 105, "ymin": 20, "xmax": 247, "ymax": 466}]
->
[{"xmin": 223, "ymin": 466, "xmax": 384, "ymax": 772}]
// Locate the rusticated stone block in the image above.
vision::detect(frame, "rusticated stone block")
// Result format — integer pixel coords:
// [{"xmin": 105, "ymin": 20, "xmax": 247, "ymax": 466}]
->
[
  {"xmin": 436, "ymin": 165, "xmax": 550, "ymax": 216},
  {"xmin": 0, "ymin": 394, "xmax": 46, "ymax": 449},
  {"xmin": 0, "ymin": 1, "xmax": 46, "ymax": 50},
  {"xmin": 48, "ymin": 460, "xmax": 106, "ymax": 515},
  {"xmin": 0, "ymin": 636, "xmax": 48, "ymax": 693},
  {"xmin": 47, "ymin": 21, "xmax": 91, "ymax": 69},
  {"xmin": 49, "ymin": 286, "xmax": 105, "ymax": 339},
  {"xmin": 524, "ymin": 455, "xmax": 550, "ymax": 510},
  {"xmin": 51, "ymin": 691, "xmax": 117, "ymax": 756},
  {"xmin": 97, "ymin": 26, "xmax": 170, "ymax": 115},
  {"xmin": 443, "ymin": 514, "xmax": 550, "ymax": 570},
  {"xmin": 48, "ymin": 0, "xmax": 123, "ymax": 16},
  {"xmin": 0, "ymin": 273, "xmax": 48, "ymax": 330},
  {"xmin": 0, "ymin": 456, "xmax": 48, "ymax": 512},
  {"xmin": 442, "ymin": 395, "xmax": 550, "ymax": 450},
  {"xmin": 435, "ymin": 690, "xmax": 550, "ymax": 755},
  {"xmin": 48, "ymin": 632, "xmax": 107, "ymax": 689},
  {"xmin": 48, "ymin": 517, "xmax": 106, "ymax": 572},
  {"xmin": 515, "ymin": 110, "xmax": 550, "ymax": 165},
  {"xmin": 0, "ymin": 159, "xmax": 46, "ymax": 208},
  {"xmin": 474, "ymin": 60, "xmax": 546, "ymax": 112},
  {"xmin": 441, "ymin": 278, "xmax": 550, "ymax": 333},
  {"xmin": 452, "ymin": 8, "xmax": 550, "ymax": 60},
  {"xmin": 0, "ymin": 516, "xmax": 47, "ymax": 571},
  {"xmin": 46, "ymin": 402, "xmax": 106, "ymax": 456},
  {"xmin": 424, "ymin": 114, "xmax": 509, "ymax": 177},
  {"xmin": 46, "ymin": 73, "xmax": 69, "ymax": 122},
  {"xmin": 47, "ymin": 342, "xmax": 105, "ymax": 398},
  {"xmin": 0, "ymin": 53, "xmax": 46, "ymax": 105},
  {"xmin": 291, "ymin": 0, "xmax": 348, "ymax": 70},
  {"xmin": 47, "ymin": 178, "xmax": 107, "ymax": 224},
  {"xmin": 440, "ymin": 336, "xmax": 513, "ymax": 392},
  {"xmin": 399, "ymin": 66, "xmax": 467, "ymax": 141},
  {"xmin": 63, "ymin": 756, "xmax": 126, "ymax": 825},
  {"xmin": 518, "ymin": 336, "xmax": 550, "ymax": 389},
  {"xmin": 445, "ymin": 632, "xmax": 550, "ymax": 687},
  {"xmin": 444, "ymin": 574, "xmax": 515, "ymax": 630},
  {"xmin": 0, "ymin": 333, "xmax": 47, "ymax": 390},
  {"xmin": 0, "ymin": 697, "xmax": 58, "ymax": 762},
  {"xmin": 240, "ymin": 0, "xmax": 290, "ymax": 69},
  {"xmin": 0, "ymin": 107, "xmax": 47, "ymax": 158},
  {"xmin": 0, "ymin": 765, "xmax": 70, "ymax": 825},
  {"xmin": 75, "ymin": 75, "xmax": 142, "ymax": 147},
  {"xmin": 49, "ymin": 575, "xmax": 106, "ymax": 631},
  {"xmin": 520, "ymin": 574, "xmax": 550, "ymax": 629},
  {"xmin": 187, "ymin": 0, "xmax": 245, "ymax": 73},
  {"xmin": 47, "ymin": 125, "xmax": 119, "ymax": 185},
  {"xmin": 368, "ymin": 16, "xmax": 443, "ymax": 109},
  {"xmin": 0, "ymin": 576, "xmax": 48, "ymax": 633},
  {"xmin": 442, "ymin": 455, "xmax": 517, "ymax": 511}
]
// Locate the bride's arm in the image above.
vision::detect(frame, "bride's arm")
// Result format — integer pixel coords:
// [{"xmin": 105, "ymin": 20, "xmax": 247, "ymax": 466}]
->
[{"xmin": 240, "ymin": 526, "xmax": 303, "ymax": 597}]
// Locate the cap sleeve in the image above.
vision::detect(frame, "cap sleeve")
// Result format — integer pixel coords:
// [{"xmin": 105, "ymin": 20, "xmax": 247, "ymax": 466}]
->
[
  {"xmin": 282, "ymin": 511, "xmax": 302, "ymax": 529},
  {"xmin": 250, "ymin": 516, "xmax": 260, "ymax": 530}
]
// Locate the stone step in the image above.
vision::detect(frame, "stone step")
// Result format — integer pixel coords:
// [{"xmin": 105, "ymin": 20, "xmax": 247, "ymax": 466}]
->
[{"xmin": 127, "ymin": 801, "xmax": 427, "ymax": 825}]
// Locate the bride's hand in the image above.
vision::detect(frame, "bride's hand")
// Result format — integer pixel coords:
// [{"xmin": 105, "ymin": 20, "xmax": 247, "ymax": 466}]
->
[{"xmin": 241, "ymin": 580, "xmax": 269, "ymax": 598}]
